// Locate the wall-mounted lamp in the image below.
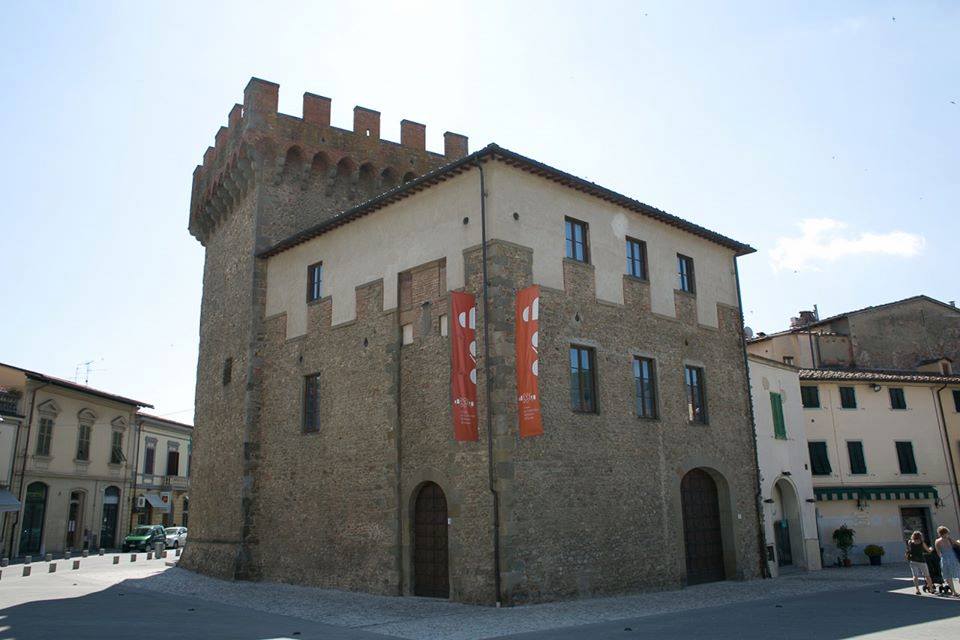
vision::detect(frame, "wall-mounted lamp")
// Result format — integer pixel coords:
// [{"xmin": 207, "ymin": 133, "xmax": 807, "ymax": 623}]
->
[
  {"xmin": 782, "ymin": 471, "xmax": 792, "ymax": 476},
  {"xmin": 872, "ymin": 384, "xmax": 882, "ymax": 392},
  {"xmin": 805, "ymin": 498, "xmax": 817, "ymax": 503},
  {"xmin": 763, "ymin": 498, "xmax": 775, "ymax": 504}
]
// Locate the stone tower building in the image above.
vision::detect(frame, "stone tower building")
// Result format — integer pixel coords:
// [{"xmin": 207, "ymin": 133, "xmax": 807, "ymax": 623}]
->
[{"xmin": 184, "ymin": 78, "xmax": 765, "ymax": 604}]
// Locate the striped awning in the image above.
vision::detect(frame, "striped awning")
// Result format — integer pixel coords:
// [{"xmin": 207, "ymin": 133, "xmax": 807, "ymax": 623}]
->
[{"xmin": 814, "ymin": 485, "xmax": 939, "ymax": 502}]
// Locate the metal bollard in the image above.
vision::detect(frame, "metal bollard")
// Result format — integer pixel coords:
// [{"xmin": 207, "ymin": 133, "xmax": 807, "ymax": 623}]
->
[
  {"xmin": 0, "ymin": 558, "xmax": 7, "ymax": 567},
  {"xmin": 48, "ymin": 563, "xmax": 57, "ymax": 573},
  {"xmin": 22, "ymin": 566, "xmax": 31, "ymax": 577},
  {"xmin": 113, "ymin": 556, "xmax": 120, "ymax": 565},
  {"xmin": 72, "ymin": 560, "xmax": 80, "ymax": 570},
  {"xmin": 45, "ymin": 553, "xmax": 53, "ymax": 562},
  {"xmin": 64, "ymin": 550, "xmax": 71, "ymax": 560},
  {"xmin": 99, "ymin": 548, "xmax": 105, "ymax": 556},
  {"xmin": 24, "ymin": 556, "xmax": 32, "ymax": 565},
  {"xmin": 146, "ymin": 551, "xmax": 153, "ymax": 560},
  {"xmin": 160, "ymin": 550, "xmax": 167, "ymax": 559},
  {"xmin": 130, "ymin": 554, "xmax": 137, "ymax": 562},
  {"xmin": 82, "ymin": 550, "xmax": 89, "ymax": 558},
  {"xmin": 176, "ymin": 548, "xmax": 181, "ymax": 557}
]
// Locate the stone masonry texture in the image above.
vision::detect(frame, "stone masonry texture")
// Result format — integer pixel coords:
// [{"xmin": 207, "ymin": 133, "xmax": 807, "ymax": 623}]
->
[{"xmin": 184, "ymin": 78, "xmax": 763, "ymax": 605}]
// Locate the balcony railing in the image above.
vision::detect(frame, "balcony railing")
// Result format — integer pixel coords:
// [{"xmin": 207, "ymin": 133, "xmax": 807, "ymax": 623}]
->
[
  {"xmin": 161, "ymin": 475, "xmax": 190, "ymax": 490},
  {"xmin": 0, "ymin": 391, "xmax": 20, "ymax": 416}
]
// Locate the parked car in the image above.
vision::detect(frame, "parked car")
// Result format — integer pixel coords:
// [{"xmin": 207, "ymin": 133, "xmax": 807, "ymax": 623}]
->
[
  {"xmin": 122, "ymin": 525, "xmax": 166, "ymax": 552},
  {"xmin": 164, "ymin": 526, "xmax": 188, "ymax": 548}
]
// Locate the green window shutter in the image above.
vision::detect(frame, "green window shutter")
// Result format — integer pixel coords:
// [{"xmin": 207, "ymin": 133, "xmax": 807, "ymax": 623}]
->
[{"xmin": 770, "ymin": 392, "xmax": 786, "ymax": 439}]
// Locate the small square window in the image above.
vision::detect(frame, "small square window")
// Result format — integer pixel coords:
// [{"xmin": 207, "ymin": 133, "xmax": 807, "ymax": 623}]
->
[
  {"xmin": 626, "ymin": 238, "xmax": 647, "ymax": 280},
  {"xmin": 801, "ymin": 386, "xmax": 820, "ymax": 409},
  {"xmin": 685, "ymin": 365, "xmax": 708, "ymax": 424},
  {"xmin": 633, "ymin": 357, "xmax": 657, "ymax": 419},
  {"xmin": 808, "ymin": 441, "xmax": 832, "ymax": 476},
  {"xmin": 565, "ymin": 218, "xmax": 589, "ymax": 263},
  {"xmin": 847, "ymin": 441, "xmax": 867, "ymax": 475},
  {"xmin": 839, "ymin": 386, "xmax": 857, "ymax": 409},
  {"xmin": 307, "ymin": 261, "xmax": 323, "ymax": 302},
  {"xmin": 889, "ymin": 387, "xmax": 907, "ymax": 410},
  {"xmin": 895, "ymin": 441, "xmax": 917, "ymax": 474},
  {"xmin": 782, "ymin": 356, "xmax": 794, "ymax": 366},
  {"xmin": 303, "ymin": 373, "xmax": 321, "ymax": 433},
  {"xmin": 570, "ymin": 345, "xmax": 597, "ymax": 413},
  {"xmin": 677, "ymin": 254, "xmax": 696, "ymax": 293}
]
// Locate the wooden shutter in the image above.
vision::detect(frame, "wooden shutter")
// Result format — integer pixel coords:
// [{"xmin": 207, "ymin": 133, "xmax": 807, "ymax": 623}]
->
[{"xmin": 770, "ymin": 392, "xmax": 786, "ymax": 439}]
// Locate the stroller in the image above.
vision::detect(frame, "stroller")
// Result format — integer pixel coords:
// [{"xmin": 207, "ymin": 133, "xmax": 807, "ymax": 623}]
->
[{"xmin": 922, "ymin": 552, "xmax": 954, "ymax": 596}]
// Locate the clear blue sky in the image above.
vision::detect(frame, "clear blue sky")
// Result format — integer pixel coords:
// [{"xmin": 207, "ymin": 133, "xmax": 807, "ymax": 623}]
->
[{"xmin": 1, "ymin": 1, "xmax": 957, "ymax": 418}]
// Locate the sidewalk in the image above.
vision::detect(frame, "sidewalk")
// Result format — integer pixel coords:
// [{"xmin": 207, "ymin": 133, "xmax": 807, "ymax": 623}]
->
[{"xmin": 126, "ymin": 563, "xmax": 919, "ymax": 640}]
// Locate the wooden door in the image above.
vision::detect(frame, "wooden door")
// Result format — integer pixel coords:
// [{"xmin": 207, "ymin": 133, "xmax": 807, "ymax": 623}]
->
[
  {"xmin": 681, "ymin": 469, "xmax": 726, "ymax": 585},
  {"xmin": 413, "ymin": 482, "xmax": 449, "ymax": 598}
]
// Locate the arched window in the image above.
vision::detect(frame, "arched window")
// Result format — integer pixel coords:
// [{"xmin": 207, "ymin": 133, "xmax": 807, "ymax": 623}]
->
[
  {"xmin": 336, "ymin": 156, "xmax": 355, "ymax": 179},
  {"xmin": 358, "ymin": 162, "xmax": 377, "ymax": 188},
  {"xmin": 281, "ymin": 146, "xmax": 305, "ymax": 180}
]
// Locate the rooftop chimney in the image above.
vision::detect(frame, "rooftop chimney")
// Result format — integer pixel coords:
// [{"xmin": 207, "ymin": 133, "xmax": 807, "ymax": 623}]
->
[{"xmin": 790, "ymin": 310, "xmax": 818, "ymax": 328}]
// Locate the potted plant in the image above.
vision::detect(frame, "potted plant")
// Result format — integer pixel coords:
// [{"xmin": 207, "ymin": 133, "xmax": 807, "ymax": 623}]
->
[
  {"xmin": 833, "ymin": 525, "xmax": 856, "ymax": 567},
  {"xmin": 864, "ymin": 544, "xmax": 884, "ymax": 566}
]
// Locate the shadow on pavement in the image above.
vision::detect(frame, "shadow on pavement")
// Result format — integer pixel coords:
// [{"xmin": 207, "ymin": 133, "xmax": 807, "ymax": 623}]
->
[{"xmin": 0, "ymin": 572, "xmax": 388, "ymax": 640}]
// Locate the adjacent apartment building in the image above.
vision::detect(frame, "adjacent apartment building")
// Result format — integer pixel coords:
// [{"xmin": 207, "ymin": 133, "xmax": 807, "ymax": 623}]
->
[
  {"xmin": 748, "ymin": 297, "xmax": 960, "ymax": 564},
  {"xmin": 181, "ymin": 78, "xmax": 765, "ymax": 604},
  {"xmin": 0, "ymin": 361, "xmax": 192, "ymax": 558},
  {"xmin": 747, "ymin": 355, "xmax": 820, "ymax": 575}
]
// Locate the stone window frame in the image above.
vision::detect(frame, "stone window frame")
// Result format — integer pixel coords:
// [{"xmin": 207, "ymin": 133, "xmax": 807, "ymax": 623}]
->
[
  {"xmin": 683, "ymin": 361, "xmax": 709, "ymax": 425},
  {"xmin": 75, "ymin": 408, "xmax": 97, "ymax": 463},
  {"xmin": 630, "ymin": 351, "xmax": 659, "ymax": 420},
  {"xmin": 569, "ymin": 343, "xmax": 599, "ymax": 414},
  {"xmin": 143, "ymin": 436, "xmax": 158, "ymax": 476},
  {"xmin": 303, "ymin": 372, "xmax": 322, "ymax": 433},
  {"xmin": 35, "ymin": 399, "xmax": 60, "ymax": 457},
  {"xmin": 109, "ymin": 416, "xmax": 127, "ymax": 465}
]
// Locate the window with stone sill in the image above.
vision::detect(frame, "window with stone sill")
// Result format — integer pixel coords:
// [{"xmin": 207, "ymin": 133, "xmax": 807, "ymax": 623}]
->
[
  {"xmin": 76, "ymin": 423, "xmax": 91, "ymax": 461},
  {"xmin": 36, "ymin": 416, "xmax": 54, "ymax": 456},
  {"xmin": 110, "ymin": 430, "xmax": 125, "ymax": 464}
]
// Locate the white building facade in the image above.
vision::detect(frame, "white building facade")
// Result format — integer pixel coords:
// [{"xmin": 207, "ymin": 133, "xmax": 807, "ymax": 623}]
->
[{"xmin": 748, "ymin": 355, "xmax": 821, "ymax": 575}]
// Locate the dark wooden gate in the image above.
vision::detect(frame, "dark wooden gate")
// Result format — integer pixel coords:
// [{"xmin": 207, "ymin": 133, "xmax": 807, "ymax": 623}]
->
[
  {"xmin": 681, "ymin": 469, "xmax": 726, "ymax": 585},
  {"xmin": 775, "ymin": 520, "xmax": 793, "ymax": 566},
  {"xmin": 414, "ymin": 482, "xmax": 449, "ymax": 598}
]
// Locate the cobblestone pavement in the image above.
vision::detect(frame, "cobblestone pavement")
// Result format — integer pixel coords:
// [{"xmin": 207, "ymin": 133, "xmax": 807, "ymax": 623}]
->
[{"xmin": 3, "ymin": 558, "xmax": 958, "ymax": 639}]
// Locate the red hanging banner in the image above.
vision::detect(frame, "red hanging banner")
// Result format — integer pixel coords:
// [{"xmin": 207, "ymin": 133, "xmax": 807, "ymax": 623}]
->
[
  {"xmin": 450, "ymin": 291, "xmax": 479, "ymax": 441},
  {"xmin": 515, "ymin": 285, "xmax": 544, "ymax": 438}
]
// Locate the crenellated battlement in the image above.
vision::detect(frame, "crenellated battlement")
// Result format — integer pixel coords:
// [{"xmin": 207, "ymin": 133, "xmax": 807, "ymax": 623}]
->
[{"xmin": 189, "ymin": 77, "xmax": 469, "ymax": 245}]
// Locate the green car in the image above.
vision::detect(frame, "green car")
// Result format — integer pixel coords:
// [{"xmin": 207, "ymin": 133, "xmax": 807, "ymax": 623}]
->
[{"xmin": 121, "ymin": 525, "xmax": 167, "ymax": 552}]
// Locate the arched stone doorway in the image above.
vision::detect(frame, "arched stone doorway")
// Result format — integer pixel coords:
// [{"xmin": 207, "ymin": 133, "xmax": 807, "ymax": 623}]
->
[
  {"xmin": 773, "ymin": 478, "xmax": 804, "ymax": 569},
  {"xmin": 681, "ymin": 468, "xmax": 726, "ymax": 585},
  {"xmin": 413, "ymin": 482, "xmax": 449, "ymax": 598},
  {"xmin": 20, "ymin": 482, "xmax": 48, "ymax": 555},
  {"xmin": 100, "ymin": 486, "xmax": 121, "ymax": 549}
]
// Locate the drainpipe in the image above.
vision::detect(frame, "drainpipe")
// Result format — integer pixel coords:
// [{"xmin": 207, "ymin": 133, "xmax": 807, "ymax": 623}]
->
[
  {"xmin": 733, "ymin": 258, "xmax": 771, "ymax": 579},
  {"xmin": 128, "ymin": 417, "xmax": 143, "ymax": 536},
  {"xmin": 393, "ymin": 295, "xmax": 405, "ymax": 595},
  {"xmin": 932, "ymin": 384, "xmax": 960, "ymax": 529},
  {"xmin": 477, "ymin": 158, "xmax": 503, "ymax": 605},
  {"xmin": 8, "ymin": 380, "xmax": 48, "ymax": 559}
]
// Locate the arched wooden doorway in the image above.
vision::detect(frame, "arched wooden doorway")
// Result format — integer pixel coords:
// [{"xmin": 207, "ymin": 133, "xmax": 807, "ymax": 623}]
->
[
  {"xmin": 413, "ymin": 482, "xmax": 449, "ymax": 598},
  {"xmin": 20, "ymin": 482, "xmax": 48, "ymax": 555},
  {"xmin": 681, "ymin": 468, "xmax": 726, "ymax": 585},
  {"xmin": 65, "ymin": 490, "xmax": 86, "ymax": 550},
  {"xmin": 100, "ymin": 486, "xmax": 121, "ymax": 549}
]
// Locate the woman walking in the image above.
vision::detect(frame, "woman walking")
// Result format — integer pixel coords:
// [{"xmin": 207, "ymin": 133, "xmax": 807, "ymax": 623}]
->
[
  {"xmin": 934, "ymin": 526, "xmax": 960, "ymax": 598},
  {"xmin": 906, "ymin": 531, "xmax": 934, "ymax": 595}
]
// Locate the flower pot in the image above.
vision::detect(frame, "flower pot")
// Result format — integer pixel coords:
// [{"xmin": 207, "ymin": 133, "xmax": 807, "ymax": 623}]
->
[{"xmin": 869, "ymin": 555, "xmax": 881, "ymax": 566}]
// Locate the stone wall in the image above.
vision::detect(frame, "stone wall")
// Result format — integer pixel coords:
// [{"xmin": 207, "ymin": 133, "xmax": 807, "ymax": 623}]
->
[{"xmin": 842, "ymin": 298, "xmax": 960, "ymax": 369}]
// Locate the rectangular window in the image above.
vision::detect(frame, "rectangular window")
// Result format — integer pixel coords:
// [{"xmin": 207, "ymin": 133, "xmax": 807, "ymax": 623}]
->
[
  {"xmin": 36, "ymin": 417, "xmax": 53, "ymax": 456},
  {"xmin": 110, "ymin": 431, "xmax": 125, "ymax": 464},
  {"xmin": 677, "ymin": 254, "xmax": 696, "ymax": 293},
  {"xmin": 633, "ymin": 357, "xmax": 657, "ymax": 419},
  {"xmin": 839, "ymin": 386, "xmax": 857, "ymax": 409},
  {"xmin": 565, "ymin": 218, "xmax": 589, "ymax": 263},
  {"xmin": 783, "ymin": 356, "xmax": 795, "ymax": 365},
  {"xmin": 808, "ymin": 441, "xmax": 832, "ymax": 476},
  {"xmin": 770, "ymin": 392, "xmax": 786, "ymax": 439},
  {"xmin": 303, "ymin": 373, "xmax": 321, "ymax": 432},
  {"xmin": 144, "ymin": 445, "xmax": 155, "ymax": 475},
  {"xmin": 896, "ymin": 441, "xmax": 918, "ymax": 474},
  {"xmin": 889, "ymin": 387, "xmax": 907, "ymax": 410},
  {"xmin": 685, "ymin": 365, "xmax": 708, "ymax": 424},
  {"xmin": 166, "ymin": 450, "xmax": 180, "ymax": 476},
  {"xmin": 307, "ymin": 261, "xmax": 323, "ymax": 302},
  {"xmin": 625, "ymin": 238, "xmax": 647, "ymax": 279},
  {"xmin": 801, "ymin": 386, "xmax": 820, "ymax": 409},
  {"xmin": 954, "ymin": 389, "xmax": 960, "ymax": 413},
  {"xmin": 847, "ymin": 441, "xmax": 867, "ymax": 475},
  {"xmin": 76, "ymin": 424, "xmax": 91, "ymax": 461},
  {"xmin": 569, "ymin": 346, "xmax": 597, "ymax": 413}
]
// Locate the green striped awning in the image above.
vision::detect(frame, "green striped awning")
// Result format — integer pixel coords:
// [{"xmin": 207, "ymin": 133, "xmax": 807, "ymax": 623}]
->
[{"xmin": 814, "ymin": 486, "xmax": 939, "ymax": 502}]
